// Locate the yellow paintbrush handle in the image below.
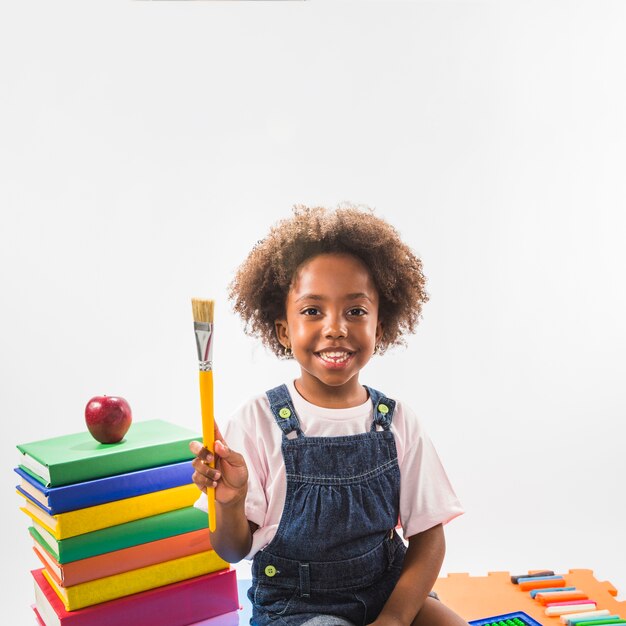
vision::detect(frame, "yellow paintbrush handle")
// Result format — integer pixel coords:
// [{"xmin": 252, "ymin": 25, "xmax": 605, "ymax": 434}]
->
[{"xmin": 198, "ymin": 369, "xmax": 216, "ymax": 532}]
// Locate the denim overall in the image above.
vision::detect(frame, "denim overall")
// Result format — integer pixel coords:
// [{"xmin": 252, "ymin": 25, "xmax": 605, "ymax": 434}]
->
[{"xmin": 249, "ymin": 384, "xmax": 407, "ymax": 626}]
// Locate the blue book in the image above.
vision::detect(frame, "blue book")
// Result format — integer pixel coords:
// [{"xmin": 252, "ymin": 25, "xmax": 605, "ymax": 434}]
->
[{"xmin": 14, "ymin": 461, "xmax": 193, "ymax": 514}]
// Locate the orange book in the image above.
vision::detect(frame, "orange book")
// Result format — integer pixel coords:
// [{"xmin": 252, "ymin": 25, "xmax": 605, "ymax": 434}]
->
[{"xmin": 33, "ymin": 528, "xmax": 212, "ymax": 587}]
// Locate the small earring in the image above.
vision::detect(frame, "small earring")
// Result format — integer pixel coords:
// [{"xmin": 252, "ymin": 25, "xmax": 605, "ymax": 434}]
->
[{"xmin": 285, "ymin": 346, "xmax": 292, "ymax": 357}]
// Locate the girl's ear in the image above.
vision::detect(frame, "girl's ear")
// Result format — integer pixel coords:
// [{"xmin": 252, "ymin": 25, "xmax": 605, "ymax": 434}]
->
[
  {"xmin": 275, "ymin": 319, "xmax": 290, "ymax": 349},
  {"xmin": 375, "ymin": 320, "xmax": 384, "ymax": 345}
]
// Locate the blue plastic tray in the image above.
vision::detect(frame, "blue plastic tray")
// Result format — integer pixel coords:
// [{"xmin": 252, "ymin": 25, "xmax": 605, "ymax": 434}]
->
[{"xmin": 469, "ymin": 610, "xmax": 543, "ymax": 626}]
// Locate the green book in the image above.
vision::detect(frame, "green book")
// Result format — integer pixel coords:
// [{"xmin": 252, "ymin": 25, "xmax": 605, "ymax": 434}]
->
[
  {"xmin": 17, "ymin": 419, "xmax": 201, "ymax": 487},
  {"xmin": 28, "ymin": 506, "xmax": 209, "ymax": 563}
]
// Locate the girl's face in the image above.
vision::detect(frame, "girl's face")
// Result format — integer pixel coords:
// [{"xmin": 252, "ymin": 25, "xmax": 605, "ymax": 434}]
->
[{"xmin": 275, "ymin": 252, "xmax": 383, "ymax": 408}]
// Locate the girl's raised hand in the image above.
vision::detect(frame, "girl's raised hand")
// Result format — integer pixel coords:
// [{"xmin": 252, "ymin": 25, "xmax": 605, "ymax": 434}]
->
[{"xmin": 189, "ymin": 422, "xmax": 249, "ymax": 507}]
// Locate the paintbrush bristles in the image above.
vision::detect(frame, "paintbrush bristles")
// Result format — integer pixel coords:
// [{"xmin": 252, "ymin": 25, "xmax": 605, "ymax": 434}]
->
[{"xmin": 191, "ymin": 298, "xmax": 215, "ymax": 323}]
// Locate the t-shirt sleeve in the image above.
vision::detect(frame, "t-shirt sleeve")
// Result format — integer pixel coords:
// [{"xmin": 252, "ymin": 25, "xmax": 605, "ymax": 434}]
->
[{"xmin": 398, "ymin": 405, "xmax": 464, "ymax": 539}]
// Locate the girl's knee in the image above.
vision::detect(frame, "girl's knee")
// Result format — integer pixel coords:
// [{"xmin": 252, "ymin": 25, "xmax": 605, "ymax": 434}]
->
[{"xmin": 411, "ymin": 597, "xmax": 470, "ymax": 626}]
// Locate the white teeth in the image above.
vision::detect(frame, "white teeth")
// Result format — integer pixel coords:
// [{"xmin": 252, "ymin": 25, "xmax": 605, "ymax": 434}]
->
[{"xmin": 318, "ymin": 351, "xmax": 351, "ymax": 363}]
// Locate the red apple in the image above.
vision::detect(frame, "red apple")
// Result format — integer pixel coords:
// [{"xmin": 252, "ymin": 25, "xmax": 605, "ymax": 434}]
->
[{"xmin": 85, "ymin": 395, "xmax": 132, "ymax": 444}]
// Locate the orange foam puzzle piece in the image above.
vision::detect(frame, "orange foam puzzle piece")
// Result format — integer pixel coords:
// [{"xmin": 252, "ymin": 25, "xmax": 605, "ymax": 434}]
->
[{"xmin": 433, "ymin": 569, "xmax": 624, "ymax": 624}]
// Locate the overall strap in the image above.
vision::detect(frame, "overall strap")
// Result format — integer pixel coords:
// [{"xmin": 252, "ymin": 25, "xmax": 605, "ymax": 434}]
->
[
  {"xmin": 364, "ymin": 386, "xmax": 397, "ymax": 431},
  {"xmin": 265, "ymin": 384, "xmax": 303, "ymax": 438}
]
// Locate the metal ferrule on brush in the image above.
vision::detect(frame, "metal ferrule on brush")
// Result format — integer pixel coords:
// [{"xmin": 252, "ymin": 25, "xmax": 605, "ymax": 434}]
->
[{"xmin": 194, "ymin": 322, "xmax": 213, "ymax": 371}]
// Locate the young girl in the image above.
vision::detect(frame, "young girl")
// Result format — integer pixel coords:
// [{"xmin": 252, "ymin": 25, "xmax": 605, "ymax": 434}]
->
[{"xmin": 190, "ymin": 205, "xmax": 467, "ymax": 626}]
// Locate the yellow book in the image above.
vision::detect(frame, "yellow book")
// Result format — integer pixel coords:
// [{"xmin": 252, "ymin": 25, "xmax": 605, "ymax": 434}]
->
[
  {"xmin": 42, "ymin": 549, "xmax": 229, "ymax": 611},
  {"xmin": 18, "ymin": 483, "xmax": 199, "ymax": 539}
]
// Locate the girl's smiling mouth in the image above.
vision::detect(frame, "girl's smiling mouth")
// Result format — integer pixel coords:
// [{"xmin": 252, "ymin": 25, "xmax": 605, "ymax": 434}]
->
[{"xmin": 315, "ymin": 350, "xmax": 355, "ymax": 367}]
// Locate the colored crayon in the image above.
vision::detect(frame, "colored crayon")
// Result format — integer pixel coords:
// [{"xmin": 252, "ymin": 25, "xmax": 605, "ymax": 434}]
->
[
  {"xmin": 531, "ymin": 586, "xmax": 576, "ymax": 598},
  {"xmin": 511, "ymin": 570, "xmax": 555, "ymax": 584},
  {"xmin": 520, "ymin": 577, "xmax": 566, "ymax": 591},
  {"xmin": 574, "ymin": 621, "xmax": 626, "ymax": 626},
  {"xmin": 562, "ymin": 611, "xmax": 611, "ymax": 625},
  {"xmin": 518, "ymin": 574, "xmax": 563, "ymax": 583},
  {"xmin": 537, "ymin": 591, "xmax": 588, "ymax": 605},
  {"xmin": 547, "ymin": 600, "xmax": 596, "ymax": 608},
  {"xmin": 562, "ymin": 610, "xmax": 611, "ymax": 624},
  {"xmin": 546, "ymin": 603, "xmax": 598, "ymax": 616}
]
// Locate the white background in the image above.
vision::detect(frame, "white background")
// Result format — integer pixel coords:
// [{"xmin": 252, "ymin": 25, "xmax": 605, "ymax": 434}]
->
[{"xmin": 1, "ymin": 1, "xmax": 625, "ymax": 623}]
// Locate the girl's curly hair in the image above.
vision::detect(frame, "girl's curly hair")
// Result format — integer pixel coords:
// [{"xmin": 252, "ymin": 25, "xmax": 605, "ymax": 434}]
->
[{"xmin": 228, "ymin": 204, "xmax": 429, "ymax": 358}]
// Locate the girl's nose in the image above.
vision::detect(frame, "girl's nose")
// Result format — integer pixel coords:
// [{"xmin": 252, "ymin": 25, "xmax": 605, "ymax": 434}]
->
[{"xmin": 324, "ymin": 313, "xmax": 347, "ymax": 338}]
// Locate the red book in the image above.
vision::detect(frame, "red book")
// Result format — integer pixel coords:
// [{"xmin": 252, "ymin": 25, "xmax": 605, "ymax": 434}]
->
[{"xmin": 32, "ymin": 567, "xmax": 239, "ymax": 626}]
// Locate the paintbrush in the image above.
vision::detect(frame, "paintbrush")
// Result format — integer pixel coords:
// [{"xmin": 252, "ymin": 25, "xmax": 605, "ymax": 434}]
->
[{"xmin": 191, "ymin": 298, "xmax": 216, "ymax": 532}]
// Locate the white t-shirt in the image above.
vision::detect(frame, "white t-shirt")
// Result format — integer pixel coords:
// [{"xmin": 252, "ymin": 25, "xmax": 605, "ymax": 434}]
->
[{"xmin": 195, "ymin": 380, "xmax": 463, "ymax": 559}]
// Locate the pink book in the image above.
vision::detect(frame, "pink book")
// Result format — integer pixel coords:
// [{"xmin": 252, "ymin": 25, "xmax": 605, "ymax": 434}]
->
[
  {"xmin": 33, "ymin": 605, "xmax": 241, "ymax": 626},
  {"xmin": 32, "ymin": 567, "xmax": 239, "ymax": 626},
  {"xmin": 33, "ymin": 605, "xmax": 45, "ymax": 626}
]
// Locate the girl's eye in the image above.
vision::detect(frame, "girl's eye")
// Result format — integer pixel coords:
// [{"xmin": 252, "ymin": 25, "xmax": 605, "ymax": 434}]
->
[
  {"xmin": 348, "ymin": 308, "xmax": 367, "ymax": 316},
  {"xmin": 301, "ymin": 307, "xmax": 320, "ymax": 316}
]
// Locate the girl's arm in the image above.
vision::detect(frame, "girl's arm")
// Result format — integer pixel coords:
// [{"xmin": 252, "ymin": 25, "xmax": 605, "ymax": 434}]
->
[
  {"xmin": 189, "ymin": 439, "xmax": 257, "ymax": 563},
  {"xmin": 371, "ymin": 523, "xmax": 446, "ymax": 626}
]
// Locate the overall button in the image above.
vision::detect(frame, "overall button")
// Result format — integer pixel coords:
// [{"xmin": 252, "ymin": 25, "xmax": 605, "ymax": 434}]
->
[
  {"xmin": 264, "ymin": 565, "xmax": 277, "ymax": 577},
  {"xmin": 279, "ymin": 408, "xmax": 291, "ymax": 419},
  {"xmin": 378, "ymin": 403, "xmax": 389, "ymax": 415}
]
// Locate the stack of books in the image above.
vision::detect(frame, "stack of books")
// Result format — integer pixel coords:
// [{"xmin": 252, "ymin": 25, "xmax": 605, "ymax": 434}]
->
[{"xmin": 15, "ymin": 419, "xmax": 239, "ymax": 625}]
